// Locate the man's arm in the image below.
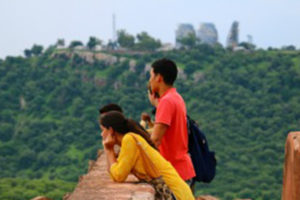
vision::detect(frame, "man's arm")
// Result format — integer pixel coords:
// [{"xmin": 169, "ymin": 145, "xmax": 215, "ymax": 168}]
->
[{"xmin": 151, "ymin": 123, "xmax": 168, "ymax": 148}]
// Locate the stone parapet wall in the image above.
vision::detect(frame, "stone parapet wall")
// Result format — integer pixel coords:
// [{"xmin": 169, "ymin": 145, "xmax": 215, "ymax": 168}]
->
[
  {"xmin": 64, "ymin": 150, "xmax": 155, "ymax": 200},
  {"xmin": 282, "ymin": 132, "xmax": 300, "ymax": 200}
]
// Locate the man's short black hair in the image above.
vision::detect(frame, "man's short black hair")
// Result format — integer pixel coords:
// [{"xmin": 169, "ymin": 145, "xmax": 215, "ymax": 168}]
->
[
  {"xmin": 151, "ymin": 58, "xmax": 178, "ymax": 86},
  {"xmin": 99, "ymin": 103, "xmax": 123, "ymax": 114}
]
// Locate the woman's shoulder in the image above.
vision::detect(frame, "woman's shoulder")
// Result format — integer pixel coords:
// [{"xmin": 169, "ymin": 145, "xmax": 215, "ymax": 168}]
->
[
  {"xmin": 122, "ymin": 133, "xmax": 145, "ymax": 144},
  {"xmin": 122, "ymin": 132, "xmax": 138, "ymax": 143}
]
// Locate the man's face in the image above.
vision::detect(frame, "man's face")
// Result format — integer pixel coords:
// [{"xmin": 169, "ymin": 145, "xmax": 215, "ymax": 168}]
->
[{"xmin": 149, "ymin": 68, "xmax": 159, "ymax": 93}]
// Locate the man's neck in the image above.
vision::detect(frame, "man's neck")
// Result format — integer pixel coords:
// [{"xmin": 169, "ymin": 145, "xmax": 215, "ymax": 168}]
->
[{"xmin": 158, "ymin": 84, "xmax": 173, "ymax": 98}]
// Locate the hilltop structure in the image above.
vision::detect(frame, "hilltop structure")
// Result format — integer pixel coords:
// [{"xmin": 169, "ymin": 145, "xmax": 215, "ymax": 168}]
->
[
  {"xmin": 197, "ymin": 23, "xmax": 218, "ymax": 45},
  {"xmin": 226, "ymin": 21, "xmax": 239, "ymax": 48},
  {"xmin": 175, "ymin": 23, "xmax": 196, "ymax": 49}
]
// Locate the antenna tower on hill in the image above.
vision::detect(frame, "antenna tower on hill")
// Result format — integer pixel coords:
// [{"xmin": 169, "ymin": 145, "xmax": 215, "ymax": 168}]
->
[{"xmin": 112, "ymin": 14, "xmax": 116, "ymax": 43}]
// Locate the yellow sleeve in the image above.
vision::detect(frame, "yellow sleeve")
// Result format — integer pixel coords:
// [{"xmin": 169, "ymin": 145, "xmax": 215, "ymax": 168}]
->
[{"xmin": 110, "ymin": 135, "xmax": 137, "ymax": 182}]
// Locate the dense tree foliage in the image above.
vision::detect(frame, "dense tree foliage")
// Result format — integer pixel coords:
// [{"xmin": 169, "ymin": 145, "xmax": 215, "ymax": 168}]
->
[
  {"xmin": 117, "ymin": 30, "xmax": 161, "ymax": 51},
  {"xmin": 31, "ymin": 44, "xmax": 44, "ymax": 56},
  {"xmin": 0, "ymin": 178, "xmax": 74, "ymax": 200},
  {"xmin": 24, "ymin": 49, "xmax": 32, "ymax": 58},
  {"xmin": 87, "ymin": 36, "xmax": 102, "ymax": 50},
  {"xmin": 117, "ymin": 30, "xmax": 135, "ymax": 49},
  {"xmin": 176, "ymin": 32, "xmax": 199, "ymax": 49},
  {"xmin": 135, "ymin": 31, "xmax": 162, "ymax": 51},
  {"xmin": 56, "ymin": 39, "xmax": 65, "ymax": 47},
  {"xmin": 69, "ymin": 40, "xmax": 83, "ymax": 49},
  {"xmin": 0, "ymin": 45, "xmax": 300, "ymax": 200}
]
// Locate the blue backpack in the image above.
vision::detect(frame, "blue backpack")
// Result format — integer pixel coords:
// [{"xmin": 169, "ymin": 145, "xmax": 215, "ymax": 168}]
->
[{"xmin": 187, "ymin": 116, "xmax": 217, "ymax": 183}]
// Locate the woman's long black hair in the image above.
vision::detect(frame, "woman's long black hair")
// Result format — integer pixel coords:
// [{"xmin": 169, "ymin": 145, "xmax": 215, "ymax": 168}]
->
[{"xmin": 100, "ymin": 111, "xmax": 157, "ymax": 149}]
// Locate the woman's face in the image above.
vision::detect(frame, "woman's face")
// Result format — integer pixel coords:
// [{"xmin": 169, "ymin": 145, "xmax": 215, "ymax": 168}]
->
[{"xmin": 100, "ymin": 124, "xmax": 113, "ymax": 139}]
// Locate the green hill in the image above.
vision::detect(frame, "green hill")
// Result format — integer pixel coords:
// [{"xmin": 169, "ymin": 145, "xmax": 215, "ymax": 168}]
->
[{"xmin": 0, "ymin": 45, "xmax": 299, "ymax": 200}]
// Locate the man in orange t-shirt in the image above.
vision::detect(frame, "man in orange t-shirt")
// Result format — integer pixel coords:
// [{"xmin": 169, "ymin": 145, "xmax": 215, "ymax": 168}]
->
[{"xmin": 148, "ymin": 58, "xmax": 195, "ymax": 181}]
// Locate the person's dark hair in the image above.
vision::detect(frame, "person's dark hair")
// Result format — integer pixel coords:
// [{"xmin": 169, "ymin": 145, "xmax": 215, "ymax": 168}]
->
[
  {"xmin": 151, "ymin": 58, "xmax": 178, "ymax": 85},
  {"xmin": 100, "ymin": 111, "xmax": 157, "ymax": 149},
  {"xmin": 99, "ymin": 103, "xmax": 123, "ymax": 114}
]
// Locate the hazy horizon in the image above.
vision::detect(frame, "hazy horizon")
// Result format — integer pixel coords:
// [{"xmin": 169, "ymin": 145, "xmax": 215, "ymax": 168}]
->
[{"xmin": 1, "ymin": 0, "xmax": 300, "ymax": 58}]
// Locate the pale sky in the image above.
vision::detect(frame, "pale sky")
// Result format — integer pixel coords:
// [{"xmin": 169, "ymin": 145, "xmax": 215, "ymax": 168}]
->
[{"xmin": 0, "ymin": 0, "xmax": 300, "ymax": 58}]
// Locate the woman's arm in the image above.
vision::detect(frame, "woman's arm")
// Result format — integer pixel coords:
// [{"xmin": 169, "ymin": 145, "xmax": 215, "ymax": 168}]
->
[
  {"xmin": 109, "ymin": 135, "xmax": 138, "ymax": 182},
  {"xmin": 103, "ymin": 133, "xmax": 117, "ymax": 172}
]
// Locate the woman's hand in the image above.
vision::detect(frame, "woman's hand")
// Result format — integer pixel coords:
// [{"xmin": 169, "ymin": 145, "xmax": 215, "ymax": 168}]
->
[
  {"xmin": 102, "ymin": 132, "xmax": 117, "ymax": 172},
  {"xmin": 103, "ymin": 132, "xmax": 116, "ymax": 150}
]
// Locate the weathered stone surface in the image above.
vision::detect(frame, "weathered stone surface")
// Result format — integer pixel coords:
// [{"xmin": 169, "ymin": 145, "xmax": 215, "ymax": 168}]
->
[
  {"xmin": 129, "ymin": 59, "xmax": 137, "ymax": 72},
  {"xmin": 282, "ymin": 132, "xmax": 300, "ymax": 200},
  {"xmin": 93, "ymin": 52, "xmax": 118, "ymax": 65},
  {"xmin": 193, "ymin": 71, "xmax": 205, "ymax": 83},
  {"xmin": 20, "ymin": 96, "xmax": 27, "ymax": 110},
  {"xmin": 143, "ymin": 63, "xmax": 152, "ymax": 74},
  {"xmin": 119, "ymin": 57, "xmax": 127, "ymax": 63},
  {"xmin": 178, "ymin": 68, "xmax": 187, "ymax": 80},
  {"xmin": 226, "ymin": 21, "xmax": 239, "ymax": 48},
  {"xmin": 197, "ymin": 23, "xmax": 218, "ymax": 45},
  {"xmin": 113, "ymin": 81, "xmax": 122, "ymax": 90},
  {"xmin": 157, "ymin": 43, "xmax": 174, "ymax": 52},
  {"xmin": 175, "ymin": 23, "xmax": 196, "ymax": 49},
  {"xmin": 196, "ymin": 195, "xmax": 219, "ymax": 200},
  {"xmin": 53, "ymin": 51, "xmax": 118, "ymax": 65},
  {"xmin": 65, "ymin": 150, "xmax": 155, "ymax": 200},
  {"xmin": 129, "ymin": 59, "xmax": 137, "ymax": 69}
]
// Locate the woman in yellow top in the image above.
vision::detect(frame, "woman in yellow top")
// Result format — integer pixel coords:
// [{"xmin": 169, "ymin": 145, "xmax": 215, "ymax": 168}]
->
[{"xmin": 100, "ymin": 111, "xmax": 194, "ymax": 200}]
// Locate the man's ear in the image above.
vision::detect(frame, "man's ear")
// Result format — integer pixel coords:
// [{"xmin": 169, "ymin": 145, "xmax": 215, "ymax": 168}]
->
[{"xmin": 157, "ymin": 74, "xmax": 164, "ymax": 83}]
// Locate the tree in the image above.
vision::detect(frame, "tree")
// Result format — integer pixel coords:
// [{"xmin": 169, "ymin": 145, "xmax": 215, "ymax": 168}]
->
[
  {"xmin": 282, "ymin": 45, "xmax": 296, "ymax": 51},
  {"xmin": 69, "ymin": 40, "xmax": 83, "ymax": 49},
  {"xmin": 19, "ymin": 149, "xmax": 36, "ymax": 169},
  {"xmin": 117, "ymin": 30, "xmax": 135, "ymax": 48},
  {"xmin": 184, "ymin": 60, "xmax": 199, "ymax": 74},
  {"xmin": 0, "ymin": 123, "xmax": 14, "ymax": 142},
  {"xmin": 177, "ymin": 32, "xmax": 198, "ymax": 49},
  {"xmin": 56, "ymin": 39, "xmax": 65, "ymax": 47},
  {"xmin": 87, "ymin": 36, "xmax": 102, "ymax": 50},
  {"xmin": 31, "ymin": 44, "xmax": 43, "ymax": 56},
  {"xmin": 24, "ymin": 49, "xmax": 32, "ymax": 58},
  {"xmin": 106, "ymin": 40, "xmax": 117, "ymax": 50},
  {"xmin": 239, "ymin": 42, "xmax": 256, "ymax": 50},
  {"xmin": 135, "ymin": 31, "xmax": 161, "ymax": 51}
]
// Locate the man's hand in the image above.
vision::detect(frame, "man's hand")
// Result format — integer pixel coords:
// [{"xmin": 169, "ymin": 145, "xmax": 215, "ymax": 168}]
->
[
  {"xmin": 148, "ymin": 90, "xmax": 158, "ymax": 107},
  {"xmin": 151, "ymin": 123, "xmax": 168, "ymax": 147}
]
